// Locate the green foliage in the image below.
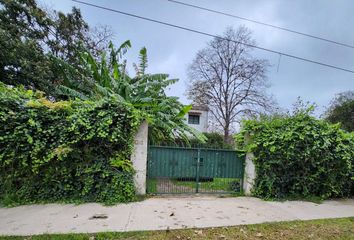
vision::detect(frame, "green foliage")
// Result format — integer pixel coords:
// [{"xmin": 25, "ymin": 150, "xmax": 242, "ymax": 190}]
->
[
  {"xmin": 0, "ymin": 1, "xmax": 203, "ymax": 206},
  {"xmin": 151, "ymin": 132, "xmax": 232, "ymax": 149},
  {"xmin": 0, "ymin": 83, "xmax": 141, "ymax": 205},
  {"xmin": 325, "ymin": 91, "xmax": 354, "ymax": 132},
  {"xmin": 236, "ymin": 108, "xmax": 354, "ymax": 199},
  {"xmin": 0, "ymin": 0, "xmax": 111, "ymax": 98},
  {"xmin": 201, "ymin": 132, "xmax": 234, "ymax": 149},
  {"xmin": 0, "ymin": 0, "xmax": 199, "ymax": 144},
  {"xmin": 58, "ymin": 41, "xmax": 204, "ymax": 143}
]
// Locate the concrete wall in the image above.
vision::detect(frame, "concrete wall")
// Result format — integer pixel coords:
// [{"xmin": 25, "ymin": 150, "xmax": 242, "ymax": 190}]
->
[{"xmin": 130, "ymin": 121, "xmax": 148, "ymax": 195}]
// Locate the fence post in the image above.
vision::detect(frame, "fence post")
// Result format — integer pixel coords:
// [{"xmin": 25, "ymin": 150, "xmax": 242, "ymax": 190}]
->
[
  {"xmin": 243, "ymin": 133, "xmax": 256, "ymax": 195},
  {"xmin": 131, "ymin": 121, "xmax": 148, "ymax": 195},
  {"xmin": 195, "ymin": 148, "xmax": 201, "ymax": 193}
]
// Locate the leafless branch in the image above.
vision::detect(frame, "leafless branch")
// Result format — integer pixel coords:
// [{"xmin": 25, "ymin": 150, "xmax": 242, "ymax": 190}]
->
[{"xmin": 187, "ymin": 26, "xmax": 276, "ymax": 142}]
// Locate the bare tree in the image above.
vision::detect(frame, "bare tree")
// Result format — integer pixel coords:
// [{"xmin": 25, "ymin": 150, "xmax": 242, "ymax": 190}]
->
[
  {"xmin": 87, "ymin": 24, "xmax": 115, "ymax": 57},
  {"xmin": 187, "ymin": 26, "xmax": 274, "ymax": 142}
]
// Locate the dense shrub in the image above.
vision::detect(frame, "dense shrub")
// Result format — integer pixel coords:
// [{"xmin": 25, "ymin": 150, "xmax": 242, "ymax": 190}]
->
[
  {"xmin": 236, "ymin": 110, "xmax": 354, "ymax": 199},
  {"xmin": 326, "ymin": 94, "xmax": 354, "ymax": 132},
  {"xmin": 0, "ymin": 83, "xmax": 141, "ymax": 205}
]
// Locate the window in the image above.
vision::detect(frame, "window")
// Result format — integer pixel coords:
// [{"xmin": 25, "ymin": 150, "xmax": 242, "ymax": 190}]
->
[{"xmin": 188, "ymin": 114, "xmax": 200, "ymax": 124}]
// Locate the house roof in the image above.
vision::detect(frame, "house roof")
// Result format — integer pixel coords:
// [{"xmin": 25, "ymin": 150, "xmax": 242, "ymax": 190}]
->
[{"xmin": 191, "ymin": 105, "xmax": 209, "ymax": 111}]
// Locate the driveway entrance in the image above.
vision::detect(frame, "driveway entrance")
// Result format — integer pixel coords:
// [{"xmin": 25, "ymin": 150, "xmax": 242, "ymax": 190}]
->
[{"xmin": 146, "ymin": 146, "xmax": 245, "ymax": 194}]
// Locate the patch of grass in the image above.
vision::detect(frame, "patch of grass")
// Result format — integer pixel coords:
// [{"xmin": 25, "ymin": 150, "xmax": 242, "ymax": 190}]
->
[
  {"xmin": 1, "ymin": 218, "xmax": 353, "ymax": 239},
  {"xmin": 173, "ymin": 178, "xmax": 241, "ymax": 192},
  {"xmin": 200, "ymin": 178, "xmax": 240, "ymax": 192},
  {"xmin": 146, "ymin": 179, "xmax": 157, "ymax": 193},
  {"xmin": 171, "ymin": 179, "xmax": 195, "ymax": 188}
]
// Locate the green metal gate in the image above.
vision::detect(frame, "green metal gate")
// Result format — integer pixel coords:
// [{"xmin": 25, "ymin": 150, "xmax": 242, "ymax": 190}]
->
[{"xmin": 146, "ymin": 146, "xmax": 245, "ymax": 194}]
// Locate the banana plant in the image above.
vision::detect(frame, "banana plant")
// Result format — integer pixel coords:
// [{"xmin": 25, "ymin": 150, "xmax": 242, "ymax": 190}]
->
[{"xmin": 55, "ymin": 40, "xmax": 205, "ymax": 143}]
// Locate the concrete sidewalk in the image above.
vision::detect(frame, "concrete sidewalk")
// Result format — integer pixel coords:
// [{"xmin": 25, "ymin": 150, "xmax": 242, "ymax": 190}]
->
[{"xmin": 1, "ymin": 196, "xmax": 354, "ymax": 236}]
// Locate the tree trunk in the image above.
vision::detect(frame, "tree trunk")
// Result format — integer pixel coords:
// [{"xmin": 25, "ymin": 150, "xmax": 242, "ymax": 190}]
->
[{"xmin": 223, "ymin": 126, "xmax": 231, "ymax": 144}]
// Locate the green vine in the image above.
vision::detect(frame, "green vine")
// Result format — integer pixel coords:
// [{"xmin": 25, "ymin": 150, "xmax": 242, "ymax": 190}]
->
[
  {"xmin": 236, "ymin": 110, "xmax": 354, "ymax": 200},
  {"xmin": 0, "ymin": 83, "xmax": 141, "ymax": 206}
]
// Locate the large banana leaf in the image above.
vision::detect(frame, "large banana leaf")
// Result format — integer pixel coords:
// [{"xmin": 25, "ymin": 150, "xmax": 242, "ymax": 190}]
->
[{"xmin": 55, "ymin": 40, "xmax": 205, "ymax": 143}]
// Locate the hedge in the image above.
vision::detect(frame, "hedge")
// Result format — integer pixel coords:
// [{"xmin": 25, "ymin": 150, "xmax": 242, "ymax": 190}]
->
[
  {"xmin": 0, "ymin": 83, "xmax": 141, "ymax": 205},
  {"xmin": 236, "ymin": 111, "xmax": 354, "ymax": 199}
]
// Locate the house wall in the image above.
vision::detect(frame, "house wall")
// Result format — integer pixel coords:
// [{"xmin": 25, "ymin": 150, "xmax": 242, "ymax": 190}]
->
[{"xmin": 185, "ymin": 109, "xmax": 209, "ymax": 133}]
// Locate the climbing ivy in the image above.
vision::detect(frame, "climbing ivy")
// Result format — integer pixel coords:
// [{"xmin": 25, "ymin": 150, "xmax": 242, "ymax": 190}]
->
[
  {"xmin": 236, "ymin": 109, "xmax": 354, "ymax": 199},
  {"xmin": 0, "ymin": 83, "xmax": 141, "ymax": 205}
]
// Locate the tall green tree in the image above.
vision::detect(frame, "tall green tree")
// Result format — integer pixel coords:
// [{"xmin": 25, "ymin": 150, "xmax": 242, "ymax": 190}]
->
[
  {"xmin": 0, "ymin": 0, "xmax": 112, "ymax": 96},
  {"xmin": 325, "ymin": 91, "xmax": 354, "ymax": 132}
]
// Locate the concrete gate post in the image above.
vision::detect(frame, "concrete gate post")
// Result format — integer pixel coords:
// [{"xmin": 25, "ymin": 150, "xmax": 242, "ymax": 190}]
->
[
  {"xmin": 243, "ymin": 152, "xmax": 256, "ymax": 195},
  {"xmin": 131, "ymin": 121, "xmax": 148, "ymax": 195},
  {"xmin": 242, "ymin": 133, "xmax": 256, "ymax": 195}
]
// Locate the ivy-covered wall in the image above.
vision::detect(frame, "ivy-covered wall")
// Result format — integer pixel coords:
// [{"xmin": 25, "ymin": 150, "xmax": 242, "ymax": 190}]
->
[
  {"xmin": 236, "ymin": 111, "xmax": 354, "ymax": 199},
  {"xmin": 0, "ymin": 83, "xmax": 141, "ymax": 205}
]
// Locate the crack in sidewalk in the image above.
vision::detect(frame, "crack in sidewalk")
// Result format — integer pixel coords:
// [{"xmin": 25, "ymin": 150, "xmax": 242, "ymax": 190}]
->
[{"xmin": 124, "ymin": 203, "xmax": 135, "ymax": 231}]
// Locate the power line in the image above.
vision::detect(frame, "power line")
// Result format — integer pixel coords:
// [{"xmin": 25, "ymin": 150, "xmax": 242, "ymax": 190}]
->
[
  {"xmin": 71, "ymin": 0, "xmax": 354, "ymax": 74},
  {"xmin": 168, "ymin": 0, "xmax": 354, "ymax": 50}
]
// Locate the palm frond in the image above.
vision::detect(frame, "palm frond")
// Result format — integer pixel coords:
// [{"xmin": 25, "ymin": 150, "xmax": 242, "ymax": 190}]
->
[
  {"xmin": 56, "ymin": 85, "xmax": 89, "ymax": 100},
  {"xmin": 56, "ymin": 39, "xmax": 199, "ymax": 144},
  {"xmin": 138, "ymin": 47, "xmax": 147, "ymax": 75}
]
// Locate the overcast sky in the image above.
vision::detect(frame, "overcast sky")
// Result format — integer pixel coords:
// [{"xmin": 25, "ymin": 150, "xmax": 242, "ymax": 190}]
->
[{"xmin": 41, "ymin": 0, "xmax": 354, "ymax": 115}]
